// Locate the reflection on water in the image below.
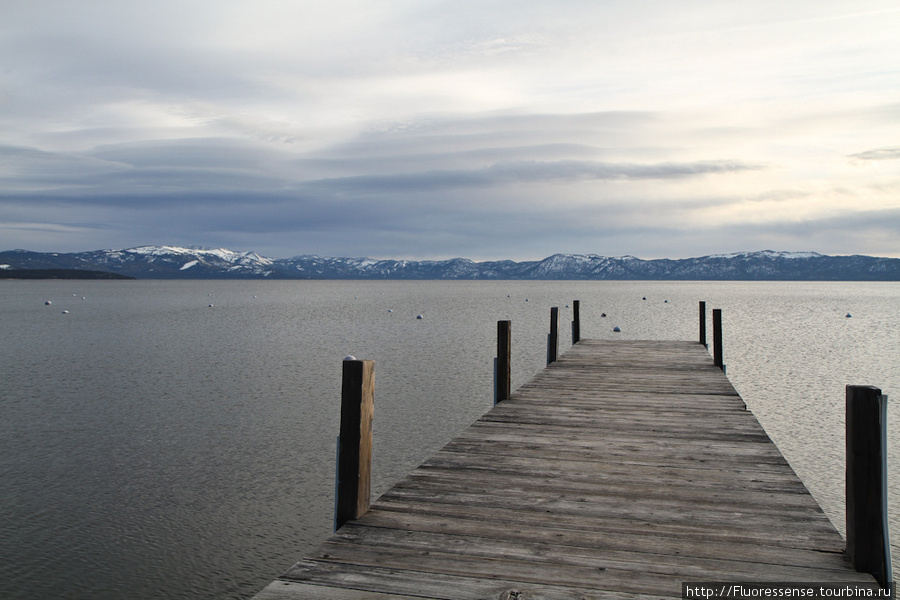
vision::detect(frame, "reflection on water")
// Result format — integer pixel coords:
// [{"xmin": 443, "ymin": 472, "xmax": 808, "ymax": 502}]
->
[{"xmin": 1, "ymin": 280, "xmax": 897, "ymax": 598}]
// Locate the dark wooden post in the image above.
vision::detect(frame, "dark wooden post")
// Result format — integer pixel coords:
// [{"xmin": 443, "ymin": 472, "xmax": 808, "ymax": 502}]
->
[
  {"xmin": 547, "ymin": 307, "xmax": 559, "ymax": 365},
  {"xmin": 846, "ymin": 385, "xmax": 891, "ymax": 587},
  {"xmin": 495, "ymin": 320, "xmax": 511, "ymax": 404},
  {"xmin": 699, "ymin": 301, "xmax": 707, "ymax": 348},
  {"xmin": 335, "ymin": 359, "xmax": 374, "ymax": 530},
  {"xmin": 712, "ymin": 308, "xmax": 723, "ymax": 371},
  {"xmin": 572, "ymin": 300, "xmax": 581, "ymax": 344}
]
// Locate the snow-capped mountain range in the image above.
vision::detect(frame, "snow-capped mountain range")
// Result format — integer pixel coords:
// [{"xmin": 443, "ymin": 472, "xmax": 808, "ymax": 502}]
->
[{"xmin": 1, "ymin": 246, "xmax": 899, "ymax": 280}]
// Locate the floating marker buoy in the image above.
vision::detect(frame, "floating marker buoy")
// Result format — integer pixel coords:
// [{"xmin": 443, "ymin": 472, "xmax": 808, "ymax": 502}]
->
[
  {"xmin": 343, "ymin": 355, "xmax": 357, "ymax": 361},
  {"xmin": 613, "ymin": 326, "xmax": 621, "ymax": 332}
]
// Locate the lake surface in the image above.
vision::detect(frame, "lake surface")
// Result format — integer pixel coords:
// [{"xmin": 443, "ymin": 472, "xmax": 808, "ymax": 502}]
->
[{"xmin": 1, "ymin": 280, "xmax": 897, "ymax": 599}]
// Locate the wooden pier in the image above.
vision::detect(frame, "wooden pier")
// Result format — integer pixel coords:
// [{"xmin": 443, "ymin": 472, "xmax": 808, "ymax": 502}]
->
[{"xmin": 252, "ymin": 334, "xmax": 885, "ymax": 599}]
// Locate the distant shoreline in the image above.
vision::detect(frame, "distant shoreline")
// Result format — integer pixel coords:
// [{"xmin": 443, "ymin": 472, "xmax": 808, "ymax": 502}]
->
[
  {"xmin": 0, "ymin": 269, "xmax": 135, "ymax": 280},
  {"xmin": 2, "ymin": 247, "xmax": 900, "ymax": 280}
]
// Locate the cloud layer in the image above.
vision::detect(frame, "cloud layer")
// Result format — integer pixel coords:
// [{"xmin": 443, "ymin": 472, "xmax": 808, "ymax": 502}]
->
[{"xmin": 2, "ymin": 0, "xmax": 899, "ymax": 259}]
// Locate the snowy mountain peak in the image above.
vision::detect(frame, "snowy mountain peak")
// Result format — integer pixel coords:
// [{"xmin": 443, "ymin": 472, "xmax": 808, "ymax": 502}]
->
[{"xmin": 708, "ymin": 250, "xmax": 823, "ymax": 260}]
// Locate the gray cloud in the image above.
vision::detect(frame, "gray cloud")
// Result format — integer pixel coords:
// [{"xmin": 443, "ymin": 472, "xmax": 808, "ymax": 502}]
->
[
  {"xmin": 0, "ymin": 124, "xmax": 875, "ymax": 260},
  {"xmin": 2, "ymin": 129, "xmax": 759, "ymax": 199},
  {"xmin": 305, "ymin": 159, "xmax": 762, "ymax": 196},
  {"xmin": 849, "ymin": 147, "xmax": 900, "ymax": 161}
]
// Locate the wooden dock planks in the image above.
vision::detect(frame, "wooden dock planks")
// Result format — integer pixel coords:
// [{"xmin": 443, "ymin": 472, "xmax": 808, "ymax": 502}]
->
[{"xmin": 252, "ymin": 339, "xmax": 875, "ymax": 599}]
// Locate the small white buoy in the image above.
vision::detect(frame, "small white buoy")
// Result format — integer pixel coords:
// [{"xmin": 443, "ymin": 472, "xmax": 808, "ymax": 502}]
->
[
  {"xmin": 343, "ymin": 355, "xmax": 357, "ymax": 361},
  {"xmin": 613, "ymin": 326, "xmax": 621, "ymax": 332},
  {"xmin": 62, "ymin": 310, "xmax": 69, "ymax": 314},
  {"xmin": 416, "ymin": 314, "xmax": 424, "ymax": 320},
  {"xmin": 45, "ymin": 300, "xmax": 52, "ymax": 306}
]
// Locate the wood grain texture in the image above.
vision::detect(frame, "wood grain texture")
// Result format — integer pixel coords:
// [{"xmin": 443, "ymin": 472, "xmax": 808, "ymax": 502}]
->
[
  {"xmin": 253, "ymin": 340, "xmax": 873, "ymax": 599},
  {"xmin": 336, "ymin": 359, "xmax": 375, "ymax": 529},
  {"xmin": 845, "ymin": 385, "xmax": 891, "ymax": 585},
  {"xmin": 496, "ymin": 320, "xmax": 511, "ymax": 403}
]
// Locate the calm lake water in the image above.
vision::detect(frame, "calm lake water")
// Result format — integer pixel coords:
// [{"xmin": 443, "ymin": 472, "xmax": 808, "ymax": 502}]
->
[{"xmin": 1, "ymin": 280, "xmax": 897, "ymax": 599}]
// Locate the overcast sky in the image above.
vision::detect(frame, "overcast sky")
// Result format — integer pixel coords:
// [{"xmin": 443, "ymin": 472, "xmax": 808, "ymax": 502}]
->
[{"xmin": 2, "ymin": 0, "xmax": 899, "ymax": 260}]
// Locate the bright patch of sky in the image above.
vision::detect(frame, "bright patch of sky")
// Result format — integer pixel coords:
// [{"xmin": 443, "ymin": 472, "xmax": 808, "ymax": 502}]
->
[{"xmin": 1, "ymin": 0, "xmax": 898, "ymax": 259}]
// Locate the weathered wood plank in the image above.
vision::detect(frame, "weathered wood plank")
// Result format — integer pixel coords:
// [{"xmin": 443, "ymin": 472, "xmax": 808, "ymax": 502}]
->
[
  {"xmin": 396, "ymin": 467, "xmax": 824, "ymax": 510},
  {"xmin": 437, "ymin": 437, "xmax": 794, "ymax": 470},
  {"xmin": 322, "ymin": 524, "xmax": 866, "ymax": 582},
  {"xmin": 277, "ymin": 559, "xmax": 662, "ymax": 600},
  {"xmin": 356, "ymin": 508, "xmax": 844, "ymax": 569},
  {"xmin": 251, "ymin": 339, "xmax": 874, "ymax": 600},
  {"xmin": 418, "ymin": 451, "xmax": 806, "ymax": 492},
  {"xmin": 252, "ymin": 580, "xmax": 427, "ymax": 600},
  {"xmin": 369, "ymin": 498, "xmax": 846, "ymax": 551},
  {"xmin": 374, "ymin": 485, "xmax": 833, "ymax": 532}
]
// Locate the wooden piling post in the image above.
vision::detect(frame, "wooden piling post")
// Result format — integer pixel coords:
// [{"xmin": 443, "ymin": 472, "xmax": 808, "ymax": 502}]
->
[
  {"xmin": 846, "ymin": 385, "xmax": 892, "ymax": 587},
  {"xmin": 572, "ymin": 300, "xmax": 581, "ymax": 344},
  {"xmin": 712, "ymin": 308, "xmax": 723, "ymax": 371},
  {"xmin": 547, "ymin": 307, "xmax": 559, "ymax": 365},
  {"xmin": 699, "ymin": 301, "xmax": 707, "ymax": 348},
  {"xmin": 495, "ymin": 320, "xmax": 511, "ymax": 404},
  {"xmin": 335, "ymin": 359, "xmax": 374, "ymax": 530}
]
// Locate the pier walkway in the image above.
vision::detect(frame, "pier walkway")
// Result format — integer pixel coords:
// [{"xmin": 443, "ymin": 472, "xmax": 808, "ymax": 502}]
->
[{"xmin": 252, "ymin": 339, "xmax": 876, "ymax": 599}]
